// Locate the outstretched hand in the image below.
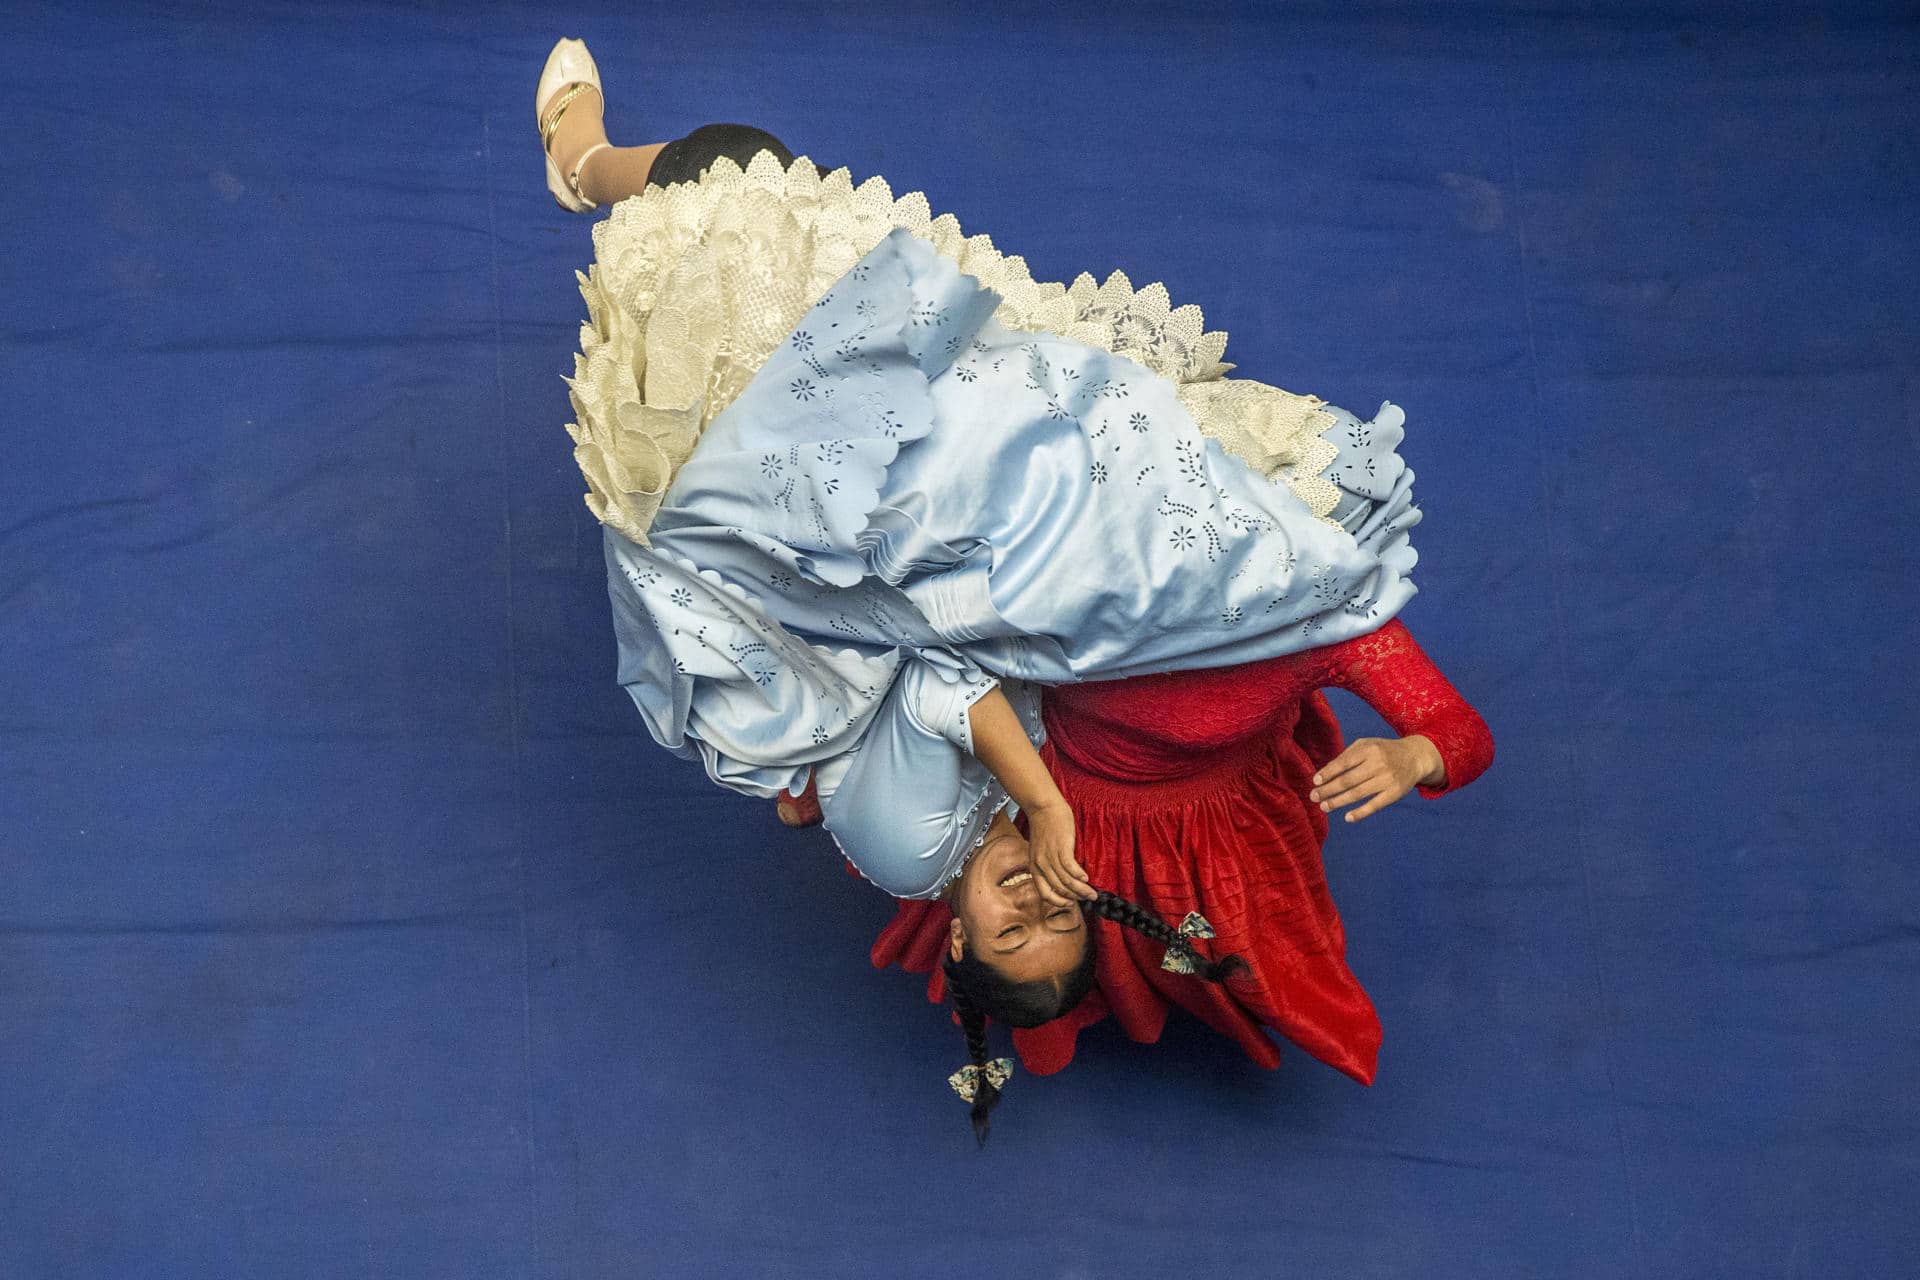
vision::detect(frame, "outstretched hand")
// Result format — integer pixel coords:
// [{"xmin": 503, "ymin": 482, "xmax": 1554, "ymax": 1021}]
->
[
  {"xmin": 1026, "ymin": 801, "xmax": 1095, "ymax": 906},
  {"xmin": 1309, "ymin": 734, "xmax": 1446, "ymax": 823}
]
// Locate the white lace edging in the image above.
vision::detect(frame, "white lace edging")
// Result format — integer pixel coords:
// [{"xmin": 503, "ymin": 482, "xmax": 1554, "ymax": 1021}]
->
[{"xmin": 567, "ymin": 150, "xmax": 1344, "ymax": 544}]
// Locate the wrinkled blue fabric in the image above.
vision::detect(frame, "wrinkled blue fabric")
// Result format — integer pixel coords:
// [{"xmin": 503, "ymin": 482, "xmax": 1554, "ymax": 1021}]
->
[{"xmin": 608, "ymin": 228, "xmax": 1420, "ymax": 893}]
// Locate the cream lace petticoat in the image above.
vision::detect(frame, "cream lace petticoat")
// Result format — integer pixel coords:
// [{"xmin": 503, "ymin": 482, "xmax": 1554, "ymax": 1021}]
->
[{"xmin": 565, "ymin": 150, "xmax": 1346, "ymax": 546}]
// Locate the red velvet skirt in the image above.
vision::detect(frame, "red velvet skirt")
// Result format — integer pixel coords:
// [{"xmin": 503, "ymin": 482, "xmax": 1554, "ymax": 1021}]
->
[{"xmin": 868, "ymin": 686, "xmax": 1383, "ymax": 1082}]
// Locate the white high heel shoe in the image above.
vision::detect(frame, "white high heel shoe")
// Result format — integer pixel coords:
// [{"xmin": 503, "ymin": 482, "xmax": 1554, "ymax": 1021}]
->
[{"xmin": 536, "ymin": 37, "xmax": 611, "ymax": 212}]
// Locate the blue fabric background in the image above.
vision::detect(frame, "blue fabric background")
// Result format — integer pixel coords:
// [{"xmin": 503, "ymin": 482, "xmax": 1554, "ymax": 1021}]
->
[{"xmin": 2, "ymin": 2, "xmax": 1914, "ymax": 1275}]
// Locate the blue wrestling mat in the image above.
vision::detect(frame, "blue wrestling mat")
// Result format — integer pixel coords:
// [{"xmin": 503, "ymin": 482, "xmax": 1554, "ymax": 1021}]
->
[{"xmin": 2, "ymin": 1, "xmax": 1914, "ymax": 1275}]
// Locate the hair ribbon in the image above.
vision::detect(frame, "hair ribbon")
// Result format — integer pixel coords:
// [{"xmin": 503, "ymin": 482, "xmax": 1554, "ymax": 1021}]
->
[{"xmin": 948, "ymin": 1057, "xmax": 1014, "ymax": 1102}]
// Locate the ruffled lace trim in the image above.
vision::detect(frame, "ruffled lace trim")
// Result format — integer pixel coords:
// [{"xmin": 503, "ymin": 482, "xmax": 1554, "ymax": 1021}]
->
[
  {"xmin": 1174, "ymin": 380, "xmax": 1342, "ymax": 519},
  {"xmin": 567, "ymin": 151, "xmax": 1343, "ymax": 544}
]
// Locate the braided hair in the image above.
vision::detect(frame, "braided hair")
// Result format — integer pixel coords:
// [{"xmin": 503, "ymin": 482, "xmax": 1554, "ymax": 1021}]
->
[
  {"xmin": 942, "ymin": 889, "xmax": 1246, "ymax": 1145},
  {"xmin": 1084, "ymin": 891, "xmax": 1249, "ymax": 984},
  {"xmin": 943, "ymin": 932, "xmax": 1095, "ymax": 1147}
]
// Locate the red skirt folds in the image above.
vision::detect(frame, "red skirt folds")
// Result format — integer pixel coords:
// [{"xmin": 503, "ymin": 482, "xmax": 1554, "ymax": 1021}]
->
[{"xmin": 867, "ymin": 618, "xmax": 1494, "ymax": 1081}]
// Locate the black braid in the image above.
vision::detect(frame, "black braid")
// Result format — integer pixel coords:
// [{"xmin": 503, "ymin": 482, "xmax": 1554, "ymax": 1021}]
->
[
  {"xmin": 939, "ymin": 889, "xmax": 1243, "ymax": 1144},
  {"xmin": 941, "ymin": 921, "xmax": 1097, "ymax": 1147},
  {"xmin": 1087, "ymin": 890, "xmax": 1249, "ymax": 983},
  {"xmin": 945, "ymin": 978, "xmax": 1001, "ymax": 1147}
]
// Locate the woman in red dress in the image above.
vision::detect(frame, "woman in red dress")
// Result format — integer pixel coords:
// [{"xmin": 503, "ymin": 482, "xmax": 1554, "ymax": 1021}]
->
[
  {"xmin": 535, "ymin": 37, "xmax": 1494, "ymax": 1132},
  {"xmin": 845, "ymin": 616, "xmax": 1493, "ymax": 1084}
]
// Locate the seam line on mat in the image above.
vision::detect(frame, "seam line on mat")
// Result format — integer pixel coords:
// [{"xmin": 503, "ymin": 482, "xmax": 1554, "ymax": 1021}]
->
[
  {"xmin": 481, "ymin": 104, "xmax": 543, "ymax": 1278},
  {"xmin": 1502, "ymin": 27, "xmax": 1646, "ymax": 1271}
]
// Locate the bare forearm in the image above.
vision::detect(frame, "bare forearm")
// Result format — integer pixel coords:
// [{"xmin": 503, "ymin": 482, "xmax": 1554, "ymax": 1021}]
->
[
  {"xmin": 968, "ymin": 686, "xmax": 1066, "ymax": 815},
  {"xmin": 971, "ymin": 686, "xmax": 1091, "ymax": 903}
]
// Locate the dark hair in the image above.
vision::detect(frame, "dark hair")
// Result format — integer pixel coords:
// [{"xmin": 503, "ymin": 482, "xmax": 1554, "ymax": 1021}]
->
[{"xmin": 942, "ymin": 890, "xmax": 1247, "ymax": 1145}]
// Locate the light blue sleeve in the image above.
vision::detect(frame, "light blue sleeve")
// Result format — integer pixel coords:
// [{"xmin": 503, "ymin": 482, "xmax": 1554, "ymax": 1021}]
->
[{"xmin": 816, "ymin": 659, "xmax": 1045, "ymax": 899}]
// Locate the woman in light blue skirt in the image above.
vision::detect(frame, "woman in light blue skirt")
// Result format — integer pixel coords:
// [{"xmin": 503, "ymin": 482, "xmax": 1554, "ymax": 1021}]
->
[{"xmin": 538, "ymin": 39, "xmax": 1489, "ymax": 1141}]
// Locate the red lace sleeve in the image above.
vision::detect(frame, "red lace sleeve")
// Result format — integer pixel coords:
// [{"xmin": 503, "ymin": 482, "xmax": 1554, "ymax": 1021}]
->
[{"xmin": 1307, "ymin": 619, "xmax": 1494, "ymax": 797}]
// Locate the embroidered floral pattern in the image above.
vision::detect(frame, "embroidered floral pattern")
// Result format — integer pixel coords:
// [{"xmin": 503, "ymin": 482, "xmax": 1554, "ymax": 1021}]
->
[
  {"xmin": 1201, "ymin": 523, "xmax": 1224, "ymax": 563},
  {"xmin": 1309, "ymin": 567, "xmax": 1347, "ymax": 607},
  {"xmin": 569, "ymin": 151, "xmax": 1346, "ymax": 544},
  {"xmin": 1174, "ymin": 439, "xmax": 1207, "ymax": 486}
]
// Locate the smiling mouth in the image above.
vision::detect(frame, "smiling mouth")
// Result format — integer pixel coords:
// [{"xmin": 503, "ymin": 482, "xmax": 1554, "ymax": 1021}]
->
[{"xmin": 998, "ymin": 866, "xmax": 1033, "ymax": 889}]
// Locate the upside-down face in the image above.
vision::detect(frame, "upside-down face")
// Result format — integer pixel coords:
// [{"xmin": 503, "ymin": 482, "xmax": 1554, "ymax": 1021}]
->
[{"xmin": 945, "ymin": 810, "xmax": 1088, "ymax": 986}]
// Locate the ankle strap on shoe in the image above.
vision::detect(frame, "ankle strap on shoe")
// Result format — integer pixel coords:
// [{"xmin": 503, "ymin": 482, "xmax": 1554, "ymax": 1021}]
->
[
  {"xmin": 540, "ymin": 81, "xmax": 601, "ymax": 151},
  {"xmin": 568, "ymin": 141, "xmax": 611, "ymax": 208}
]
